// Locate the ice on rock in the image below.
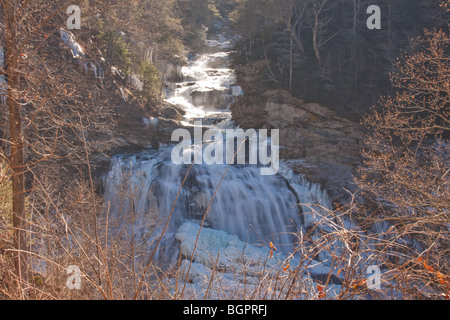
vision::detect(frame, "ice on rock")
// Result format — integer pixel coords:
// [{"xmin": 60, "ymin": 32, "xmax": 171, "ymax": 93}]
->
[
  {"xmin": 143, "ymin": 117, "xmax": 159, "ymax": 127},
  {"xmin": 60, "ymin": 29, "xmax": 105, "ymax": 84},
  {"xmin": 231, "ymin": 85, "xmax": 244, "ymax": 97},
  {"xmin": 60, "ymin": 29, "xmax": 85, "ymax": 59},
  {"xmin": 176, "ymin": 221, "xmax": 279, "ymax": 271}
]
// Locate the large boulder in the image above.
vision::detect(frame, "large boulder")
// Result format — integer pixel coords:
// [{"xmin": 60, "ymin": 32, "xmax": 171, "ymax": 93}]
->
[{"xmin": 229, "ymin": 95, "xmax": 266, "ymax": 128}]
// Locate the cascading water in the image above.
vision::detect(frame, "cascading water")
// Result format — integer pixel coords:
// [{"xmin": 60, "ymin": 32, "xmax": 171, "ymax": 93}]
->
[{"xmin": 103, "ymin": 23, "xmax": 332, "ymax": 269}]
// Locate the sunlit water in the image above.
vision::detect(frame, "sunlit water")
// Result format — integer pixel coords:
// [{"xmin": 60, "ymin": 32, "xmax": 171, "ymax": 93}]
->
[{"xmin": 103, "ymin": 24, "xmax": 331, "ymax": 265}]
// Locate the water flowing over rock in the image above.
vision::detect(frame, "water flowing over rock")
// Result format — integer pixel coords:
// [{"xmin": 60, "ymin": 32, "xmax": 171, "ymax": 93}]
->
[
  {"xmin": 103, "ymin": 22, "xmax": 354, "ymax": 292},
  {"xmin": 164, "ymin": 46, "xmax": 242, "ymax": 124},
  {"xmin": 190, "ymin": 88, "xmax": 233, "ymax": 109},
  {"xmin": 103, "ymin": 150, "xmax": 332, "ymax": 263}
]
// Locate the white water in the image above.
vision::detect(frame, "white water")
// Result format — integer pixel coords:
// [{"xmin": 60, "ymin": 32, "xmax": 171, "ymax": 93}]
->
[
  {"xmin": 103, "ymin": 24, "xmax": 333, "ymax": 273},
  {"xmin": 164, "ymin": 26, "xmax": 242, "ymax": 126},
  {"xmin": 104, "ymin": 148, "xmax": 332, "ymax": 259}
]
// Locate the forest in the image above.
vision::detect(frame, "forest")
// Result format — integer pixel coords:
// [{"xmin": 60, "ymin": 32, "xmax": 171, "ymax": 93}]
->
[{"xmin": 228, "ymin": 0, "xmax": 448, "ymax": 117}]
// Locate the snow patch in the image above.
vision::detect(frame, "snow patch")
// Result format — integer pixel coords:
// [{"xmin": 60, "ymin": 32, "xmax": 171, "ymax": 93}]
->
[
  {"xmin": 59, "ymin": 29, "xmax": 105, "ymax": 84},
  {"xmin": 129, "ymin": 74, "xmax": 143, "ymax": 91}
]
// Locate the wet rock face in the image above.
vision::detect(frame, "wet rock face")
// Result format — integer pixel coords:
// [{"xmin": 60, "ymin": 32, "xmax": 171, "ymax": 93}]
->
[
  {"xmin": 230, "ymin": 95, "xmax": 266, "ymax": 128},
  {"xmin": 112, "ymin": 98, "xmax": 187, "ymax": 152},
  {"xmin": 230, "ymin": 61, "xmax": 363, "ymax": 202},
  {"xmin": 160, "ymin": 62, "xmax": 186, "ymax": 82},
  {"xmin": 190, "ymin": 88, "xmax": 233, "ymax": 109},
  {"xmin": 117, "ymin": 115, "xmax": 182, "ymax": 149}
]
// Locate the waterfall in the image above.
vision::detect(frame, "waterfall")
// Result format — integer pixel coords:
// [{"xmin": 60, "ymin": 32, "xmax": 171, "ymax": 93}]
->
[
  {"xmin": 103, "ymin": 22, "xmax": 333, "ymax": 269},
  {"xmin": 103, "ymin": 148, "xmax": 331, "ymax": 263}
]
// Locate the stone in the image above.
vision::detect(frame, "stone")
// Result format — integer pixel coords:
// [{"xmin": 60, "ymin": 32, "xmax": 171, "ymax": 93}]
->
[
  {"xmin": 160, "ymin": 105, "xmax": 185, "ymax": 121},
  {"xmin": 230, "ymin": 61, "xmax": 363, "ymax": 203}
]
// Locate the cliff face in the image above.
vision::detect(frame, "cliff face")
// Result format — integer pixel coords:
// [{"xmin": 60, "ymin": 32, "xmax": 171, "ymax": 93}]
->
[
  {"xmin": 230, "ymin": 60, "xmax": 363, "ymax": 202},
  {"xmin": 115, "ymin": 100, "xmax": 186, "ymax": 149}
]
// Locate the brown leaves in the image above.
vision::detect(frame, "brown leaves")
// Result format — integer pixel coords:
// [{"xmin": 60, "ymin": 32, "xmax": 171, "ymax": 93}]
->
[
  {"xmin": 317, "ymin": 292, "xmax": 326, "ymax": 299},
  {"xmin": 269, "ymin": 242, "xmax": 277, "ymax": 259},
  {"xmin": 269, "ymin": 241, "xmax": 277, "ymax": 251},
  {"xmin": 316, "ymin": 285, "xmax": 326, "ymax": 299},
  {"xmin": 417, "ymin": 257, "xmax": 450, "ymax": 298},
  {"xmin": 358, "ymin": 27, "xmax": 449, "ymax": 300},
  {"xmin": 418, "ymin": 257, "xmax": 435, "ymax": 273}
]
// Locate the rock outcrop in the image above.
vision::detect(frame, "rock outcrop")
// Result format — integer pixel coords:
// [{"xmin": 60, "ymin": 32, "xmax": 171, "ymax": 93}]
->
[
  {"xmin": 230, "ymin": 61, "xmax": 363, "ymax": 202},
  {"xmin": 115, "ymin": 101, "xmax": 186, "ymax": 149}
]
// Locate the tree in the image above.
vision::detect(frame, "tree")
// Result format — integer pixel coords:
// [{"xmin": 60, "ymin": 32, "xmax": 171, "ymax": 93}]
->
[
  {"xmin": 1, "ymin": 0, "xmax": 58, "ymax": 285},
  {"xmin": 308, "ymin": 0, "xmax": 334, "ymax": 66},
  {"xmin": 139, "ymin": 60, "xmax": 162, "ymax": 102},
  {"xmin": 229, "ymin": 0, "xmax": 448, "ymax": 115},
  {"xmin": 273, "ymin": 0, "xmax": 308, "ymax": 92},
  {"xmin": 0, "ymin": 0, "xmax": 116, "ymax": 290},
  {"xmin": 357, "ymin": 22, "xmax": 449, "ymax": 297}
]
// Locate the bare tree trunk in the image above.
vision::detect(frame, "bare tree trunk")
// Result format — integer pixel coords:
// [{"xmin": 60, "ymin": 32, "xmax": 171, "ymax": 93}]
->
[
  {"xmin": 312, "ymin": 15, "xmax": 321, "ymax": 66},
  {"xmin": 5, "ymin": 0, "xmax": 29, "ymax": 285},
  {"xmin": 352, "ymin": 0, "xmax": 360, "ymax": 84},
  {"xmin": 310, "ymin": 0, "xmax": 335, "ymax": 68},
  {"xmin": 289, "ymin": 34, "xmax": 293, "ymax": 93}
]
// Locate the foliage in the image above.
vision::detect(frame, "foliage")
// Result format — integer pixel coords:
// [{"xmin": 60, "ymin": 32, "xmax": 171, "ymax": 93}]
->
[
  {"xmin": 138, "ymin": 61, "xmax": 162, "ymax": 102},
  {"xmin": 96, "ymin": 26, "xmax": 132, "ymax": 74},
  {"xmin": 356, "ymin": 25, "xmax": 449, "ymax": 298}
]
